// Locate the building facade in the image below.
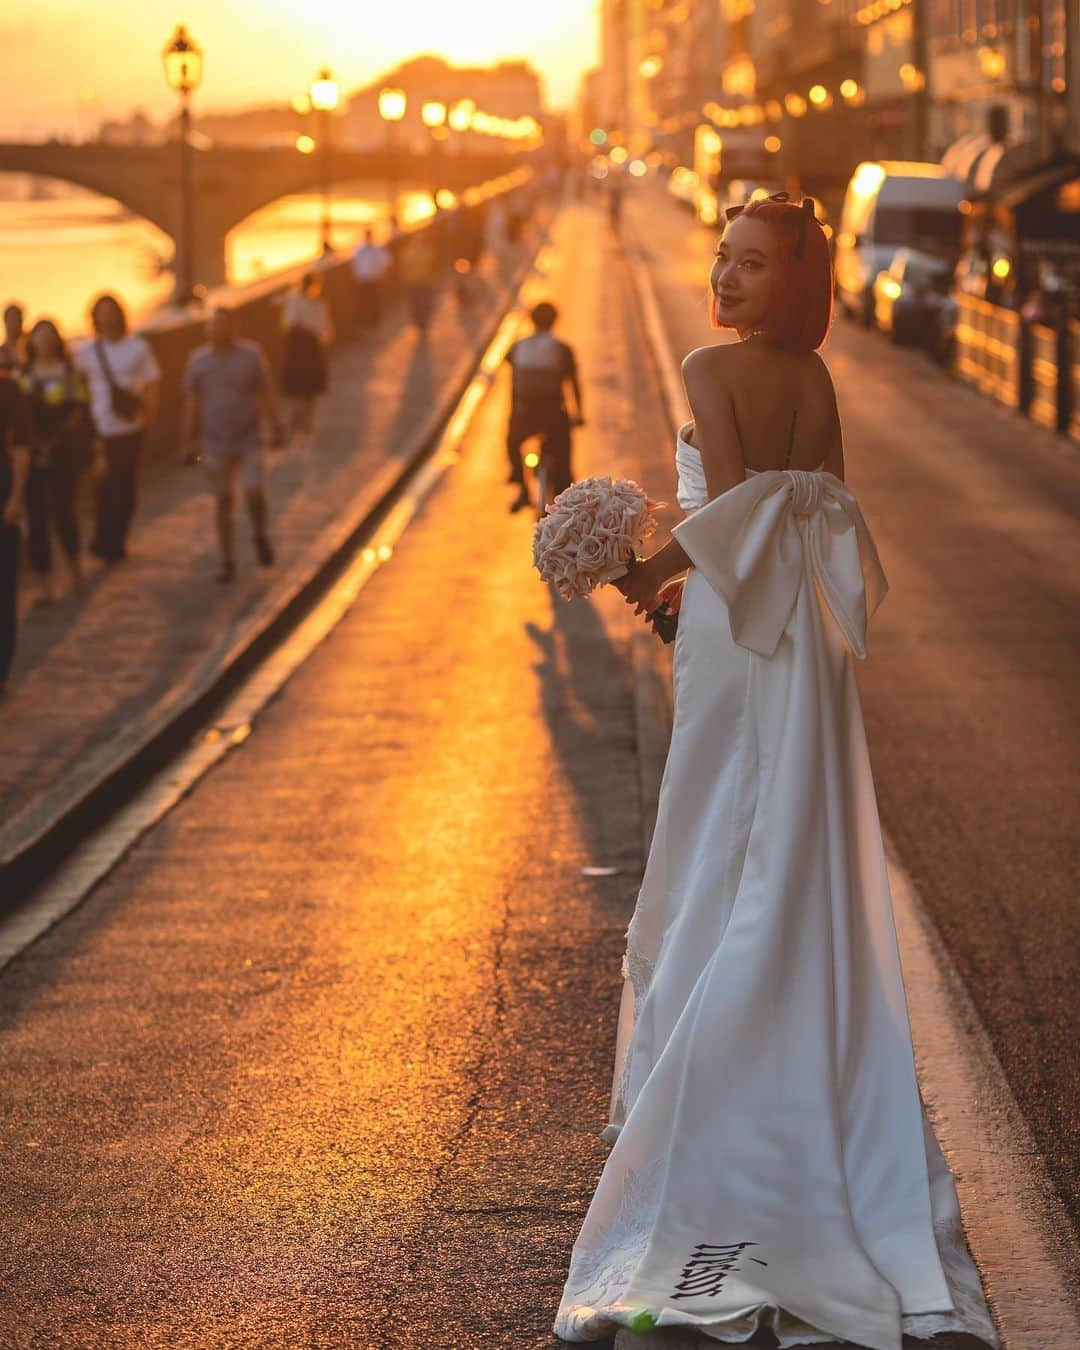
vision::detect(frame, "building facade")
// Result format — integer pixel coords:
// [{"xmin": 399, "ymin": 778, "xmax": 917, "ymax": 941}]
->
[{"xmin": 594, "ymin": 0, "xmax": 1077, "ymax": 192}]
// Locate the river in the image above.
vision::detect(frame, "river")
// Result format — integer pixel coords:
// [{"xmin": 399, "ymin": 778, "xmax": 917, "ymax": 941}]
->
[{"xmin": 0, "ymin": 181, "xmax": 437, "ymax": 337}]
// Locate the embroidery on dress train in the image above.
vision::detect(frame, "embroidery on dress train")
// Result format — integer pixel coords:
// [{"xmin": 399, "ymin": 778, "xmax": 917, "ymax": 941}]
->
[
  {"xmin": 555, "ymin": 1156, "xmax": 666, "ymax": 1340},
  {"xmin": 611, "ymin": 932, "xmax": 656, "ymax": 1127}
]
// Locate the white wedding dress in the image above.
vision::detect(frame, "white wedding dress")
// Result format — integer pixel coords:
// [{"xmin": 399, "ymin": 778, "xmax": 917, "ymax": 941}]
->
[{"xmin": 554, "ymin": 427, "xmax": 999, "ymax": 1350}]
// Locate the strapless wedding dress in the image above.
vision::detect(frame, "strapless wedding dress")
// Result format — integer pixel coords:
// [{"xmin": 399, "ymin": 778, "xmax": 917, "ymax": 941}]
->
[{"xmin": 554, "ymin": 427, "xmax": 999, "ymax": 1349}]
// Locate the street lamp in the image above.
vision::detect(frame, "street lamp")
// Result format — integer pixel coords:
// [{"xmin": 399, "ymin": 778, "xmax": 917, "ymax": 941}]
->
[
  {"xmin": 448, "ymin": 98, "xmax": 474, "ymax": 153},
  {"xmin": 162, "ymin": 24, "xmax": 203, "ymax": 303},
  {"xmin": 421, "ymin": 101, "xmax": 448, "ymax": 204},
  {"xmin": 378, "ymin": 87, "xmax": 406, "ymax": 217},
  {"xmin": 421, "ymin": 100, "xmax": 448, "ymax": 131},
  {"xmin": 310, "ymin": 67, "xmax": 339, "ymax": 254}
]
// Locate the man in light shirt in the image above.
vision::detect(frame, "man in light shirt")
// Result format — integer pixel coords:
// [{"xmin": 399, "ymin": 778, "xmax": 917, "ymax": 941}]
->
[
  {"xmin": 182, "ymin": 307, "xmax": 284, "ymax": 584},
  {"xmin": 349, "ymin": 228, "xmax": 392, "ymax": 334},
  {"xmin": 74, "ymin": 294, "xmax": 161, "ymax": 564}
]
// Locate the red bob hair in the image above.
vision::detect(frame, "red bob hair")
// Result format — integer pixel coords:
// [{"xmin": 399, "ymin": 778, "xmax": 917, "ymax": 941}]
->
[{"xmin": 711, "ymin": 196, "xmax": 833, "ymax": 353}]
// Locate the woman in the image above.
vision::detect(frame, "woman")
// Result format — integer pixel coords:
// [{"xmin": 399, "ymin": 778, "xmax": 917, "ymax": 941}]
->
[
  {"xmin": 278, "ymin": 271, "xmax": 333, "ymax": 447},
  {"xmin": 554, "ymin": 196, "xmax": 998, "ymax": 1349},
  {"xmin": 22, "ymin": 318, "xmax": 92, "ymax": 601},
  {"xmin": 74, "ymin": 293, "xmax": 161, "ymax": 565}
]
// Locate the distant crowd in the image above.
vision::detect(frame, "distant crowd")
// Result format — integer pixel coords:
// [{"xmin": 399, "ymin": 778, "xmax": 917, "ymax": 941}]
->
[{"xmin": 0, "ymin": 188, "xmax": 541, "ymax": 694}]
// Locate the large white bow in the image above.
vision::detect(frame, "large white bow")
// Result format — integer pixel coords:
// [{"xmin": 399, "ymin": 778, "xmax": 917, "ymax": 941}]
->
[{"xmin": 671, "ymin": 470, "xmax": 888, "ymax": 659}]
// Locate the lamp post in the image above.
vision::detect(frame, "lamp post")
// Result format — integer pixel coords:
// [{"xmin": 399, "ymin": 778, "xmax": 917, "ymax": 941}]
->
[
  {"xmin": 378, "ymin": 87, "xmax": 406, "ymax": 220},
  {"xmin": 310, "ymin": 67, "xmax": 340, "ymax": 254},
  {"xmin": 162, "ymin": 24, "xmax": 203, "ymax": 304},
  {"xmin": 448, "ymin": 99, "xmax": 475, "ymax": 153},
  {"xmin": 422, "ymin": 100, "xmax": 448, "ymax": 200}
]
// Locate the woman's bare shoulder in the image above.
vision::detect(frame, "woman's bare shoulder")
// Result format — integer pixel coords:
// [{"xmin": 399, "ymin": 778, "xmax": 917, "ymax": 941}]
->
[
  {"xmin": 681, "ymin": 343, "xmax": 741, "ymax": 374},
  {"xmin": 681, "ymin": 344, "xmax": 744, "ymax": 398}
]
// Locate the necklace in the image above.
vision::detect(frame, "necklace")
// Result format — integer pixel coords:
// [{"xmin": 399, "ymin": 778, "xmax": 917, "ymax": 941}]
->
[{"xmin": 740, "ymin": 327, "xmax": 767, "ymax": 342}]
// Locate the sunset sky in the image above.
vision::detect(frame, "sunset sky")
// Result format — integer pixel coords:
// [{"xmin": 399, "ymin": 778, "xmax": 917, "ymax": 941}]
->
[{"xmin": 1, "ymin": 0, "xmax": 599, "ymax": 138}]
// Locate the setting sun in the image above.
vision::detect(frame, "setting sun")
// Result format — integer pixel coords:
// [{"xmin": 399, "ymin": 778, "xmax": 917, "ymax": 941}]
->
[{"xmin": 0, "ymin": 0, "xmax": 597, "ymax": 137}]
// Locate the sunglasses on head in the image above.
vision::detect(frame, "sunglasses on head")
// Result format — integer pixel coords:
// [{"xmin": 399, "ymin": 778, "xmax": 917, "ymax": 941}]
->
[{"xmin": 724, "ymin": 191, "xmax": 818, "ymax": 258}]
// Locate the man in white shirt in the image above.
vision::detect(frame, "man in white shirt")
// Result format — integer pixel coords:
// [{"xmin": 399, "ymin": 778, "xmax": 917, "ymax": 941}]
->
[
  {"xmin": 74, "ymin": 294, "xmax": 161, "ymax": 563},
  {"xmin": 349, "ymin": 228, "xmax": 393, "ymax": 334}
]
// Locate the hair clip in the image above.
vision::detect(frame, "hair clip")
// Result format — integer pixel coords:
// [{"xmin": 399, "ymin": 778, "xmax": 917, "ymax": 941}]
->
[{"xmin": 794, "ymin": 196, "xmax": 816, "ymax": 258}]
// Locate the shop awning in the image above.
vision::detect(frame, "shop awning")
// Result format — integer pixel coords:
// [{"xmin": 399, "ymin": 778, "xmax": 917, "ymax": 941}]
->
[
  {"xmin": 940, "ymin": 133, "xmax": 992, "ymax": 191},
  {"xmin": 971, "ymin": 138, "xmax": 1046, "ymax": 196}
]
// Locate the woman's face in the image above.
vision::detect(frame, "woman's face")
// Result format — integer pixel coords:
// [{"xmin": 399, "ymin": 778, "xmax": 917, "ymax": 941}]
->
[
  {"xmin": 30, "ymin": 324, "xmax": 61, "ymax": 360},
  {"xmin": 710, "ymin": 215, "xmax": 778, "ymax": 332}
]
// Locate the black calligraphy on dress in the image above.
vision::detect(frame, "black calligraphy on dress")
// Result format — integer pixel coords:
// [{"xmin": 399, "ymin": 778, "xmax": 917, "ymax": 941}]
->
[{"xmin": 670, "ymin": 1242, "xmax": 768, "ymax": 1300}]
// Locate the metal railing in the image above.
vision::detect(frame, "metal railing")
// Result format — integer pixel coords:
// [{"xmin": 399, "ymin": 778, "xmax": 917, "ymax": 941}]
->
[{"xmin": 954, "ymin": 295, "xmax": 1022, "ymax": 409}]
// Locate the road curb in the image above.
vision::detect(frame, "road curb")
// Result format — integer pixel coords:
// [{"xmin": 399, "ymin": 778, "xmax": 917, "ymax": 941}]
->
[{"xmin": 0, "ymin": 222, "xmax": 551, "ymax": 913}]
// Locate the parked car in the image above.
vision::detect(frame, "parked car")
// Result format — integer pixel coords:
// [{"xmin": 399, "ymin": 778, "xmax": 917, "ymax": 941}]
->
[
  {"xmin": 872, "ymin": 248, "xmax": 954, "ymax": 345},
  {"xmin": 835, "ymin": 161, "xmax": 964, "ymax": 324}
]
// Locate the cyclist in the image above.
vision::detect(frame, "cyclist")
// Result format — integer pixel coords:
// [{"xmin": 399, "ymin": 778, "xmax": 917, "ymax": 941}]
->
[{"xmin": 505, "ymin": 301, "xmax": 584, "ymax": 515}]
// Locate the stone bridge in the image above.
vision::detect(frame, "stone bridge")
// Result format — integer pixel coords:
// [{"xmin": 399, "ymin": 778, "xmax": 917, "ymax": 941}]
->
[{"xmin": 0, "ymin": 141, "xmax": 524, "ymax": 289}]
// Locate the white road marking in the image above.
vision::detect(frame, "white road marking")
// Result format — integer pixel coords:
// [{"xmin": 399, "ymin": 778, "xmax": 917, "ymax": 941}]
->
[{"xmin": 623, "ymin": 227, "xmax": 1080, "ymax": 1349}]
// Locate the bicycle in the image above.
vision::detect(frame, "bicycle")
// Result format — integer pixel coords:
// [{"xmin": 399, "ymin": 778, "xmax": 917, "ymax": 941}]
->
[{"xmin": 522, "ymin": 446, "xmax": 549, "ymax": 520}]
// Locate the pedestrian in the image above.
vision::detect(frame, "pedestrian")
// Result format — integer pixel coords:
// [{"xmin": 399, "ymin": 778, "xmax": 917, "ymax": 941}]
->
[
  {"xmin": 181, "ymin": 306, "xmax": 284, "ymax": 584},
  {"xmin": 448, "ymin": 206, "xmax": 483, "ymax": 310},
  {"xmin": 21, "ymin": 318, "xmax": 93, "ymax": 602},
  {"xmin": 0, "ymin": 303, "xmax": 26, "ymax": 373},
  {"xmin": 349, "ymin": 227, "xmax": 392, "ymax": 334},
  {"xmin": 278, "ymin": 271, "xmax": 334, "ymax": 448},
  {"xmin": 484, "ymin": 198, "xmax": 509, "ymax": 268},
  {"xmin": 400, "ymin": 233, "xmax": 439, "ymax": 337},
  {"xmin": 505, "ymin": 301, "xmax": 584, "ymax": 513},
  {"xmin": 507, "ymin": 193, "xmax": 529, "ymax": 246},
  {"xmin": 0, "ymin": 369, "xmax": 31, "ymax": 693},
  {"xmin": 607, "ymin": 175, "xmax": 624, "ymax": 233},
  {"xmin": 74, "ymin": 294, "xmax": 161, "ymax": 565}
]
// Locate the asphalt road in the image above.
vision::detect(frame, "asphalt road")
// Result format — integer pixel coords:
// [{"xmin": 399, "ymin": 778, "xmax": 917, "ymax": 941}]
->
[
  {"xmin": 0, "ymin": 209, "xmax": 675, "ymax": 1348},
  {"xmin": 626, "ymin": 185, "xmax": 1080, "ymax": 1239}
]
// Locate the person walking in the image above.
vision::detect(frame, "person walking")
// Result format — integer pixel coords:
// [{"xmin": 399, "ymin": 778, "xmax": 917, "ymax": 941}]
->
[
  {"xmin": 0, "ymin": 370, "xmax": 32, "ymax": 693},
  {"xmin": 607, "ymin": 174, "xmax": 624, "ymax": 234},
  {"xmin": 554, "ymin": 195, "xmax": 999, "ymax": 1350},
  {"xmin": 0, "ymin": 304, "xmax": 26, "ymax": 374},
  {"xmin": 74, "ymin": 294, "xmax": 161, "ymax": 564},
  {"xmin": 349, "ymin": 228, "xmax": 392, "ymax": 334},
  {"xmin": 504, "ymin": 301, "xmax": 584, "ymax": 514},
  {"xmin": 181, "ymin": 307, "xmax": 284, "ymax": 584},
  {"xmin": 21, "ymin": 319, "xmax": 93, "ymax": 602},
  {"xmin": 400, "ymin": 233, "xmax": 439, "ymax": 337},
  {"xmin": 484, "ymin": 198, "xmax": 509, "ymax": 270},
  {"xmin": 278, "ymin": 272, "xmax": 334, "ymax": 448}
]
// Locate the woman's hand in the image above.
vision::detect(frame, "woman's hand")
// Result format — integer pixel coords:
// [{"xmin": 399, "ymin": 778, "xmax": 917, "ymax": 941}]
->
[
  {"xmin": 613, "ymin": 554, "xmax": 663, "ymax": 615},
  {"xmin": 657, "ymin": 577, "xmax": 686, "ymax": 614}
]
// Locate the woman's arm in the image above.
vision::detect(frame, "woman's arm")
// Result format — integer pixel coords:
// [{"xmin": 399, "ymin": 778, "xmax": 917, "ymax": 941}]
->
[
  {"xmin": 616, "ymin": 348, "xmax": 745, "ymax": 612},
  {"xmin": 681, "ymin": 348, "xmax": 746, "ymax": 499}
]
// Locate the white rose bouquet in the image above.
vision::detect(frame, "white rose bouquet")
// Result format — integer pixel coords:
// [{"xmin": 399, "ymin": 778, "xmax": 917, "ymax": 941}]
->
[{"xmin": 532, "ymin": 475, "xmax": 664, "ymax": 602}]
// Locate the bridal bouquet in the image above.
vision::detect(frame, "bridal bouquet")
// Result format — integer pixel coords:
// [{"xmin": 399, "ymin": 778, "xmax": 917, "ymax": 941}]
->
[{"xmin": 532, "ymin": 476, "xmax": 663, "ymax": 602}]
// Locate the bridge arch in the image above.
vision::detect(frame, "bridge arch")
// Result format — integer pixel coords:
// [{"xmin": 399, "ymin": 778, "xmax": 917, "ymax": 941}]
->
[{"xmin": 0, "ymin": 143, "xmax": 524, "ymax": 295}]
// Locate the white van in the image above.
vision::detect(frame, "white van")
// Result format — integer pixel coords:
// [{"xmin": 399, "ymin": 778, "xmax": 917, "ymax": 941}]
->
[{"xmin": 835, "ymin": 161, "xmax": 964, "ymax": 323}]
